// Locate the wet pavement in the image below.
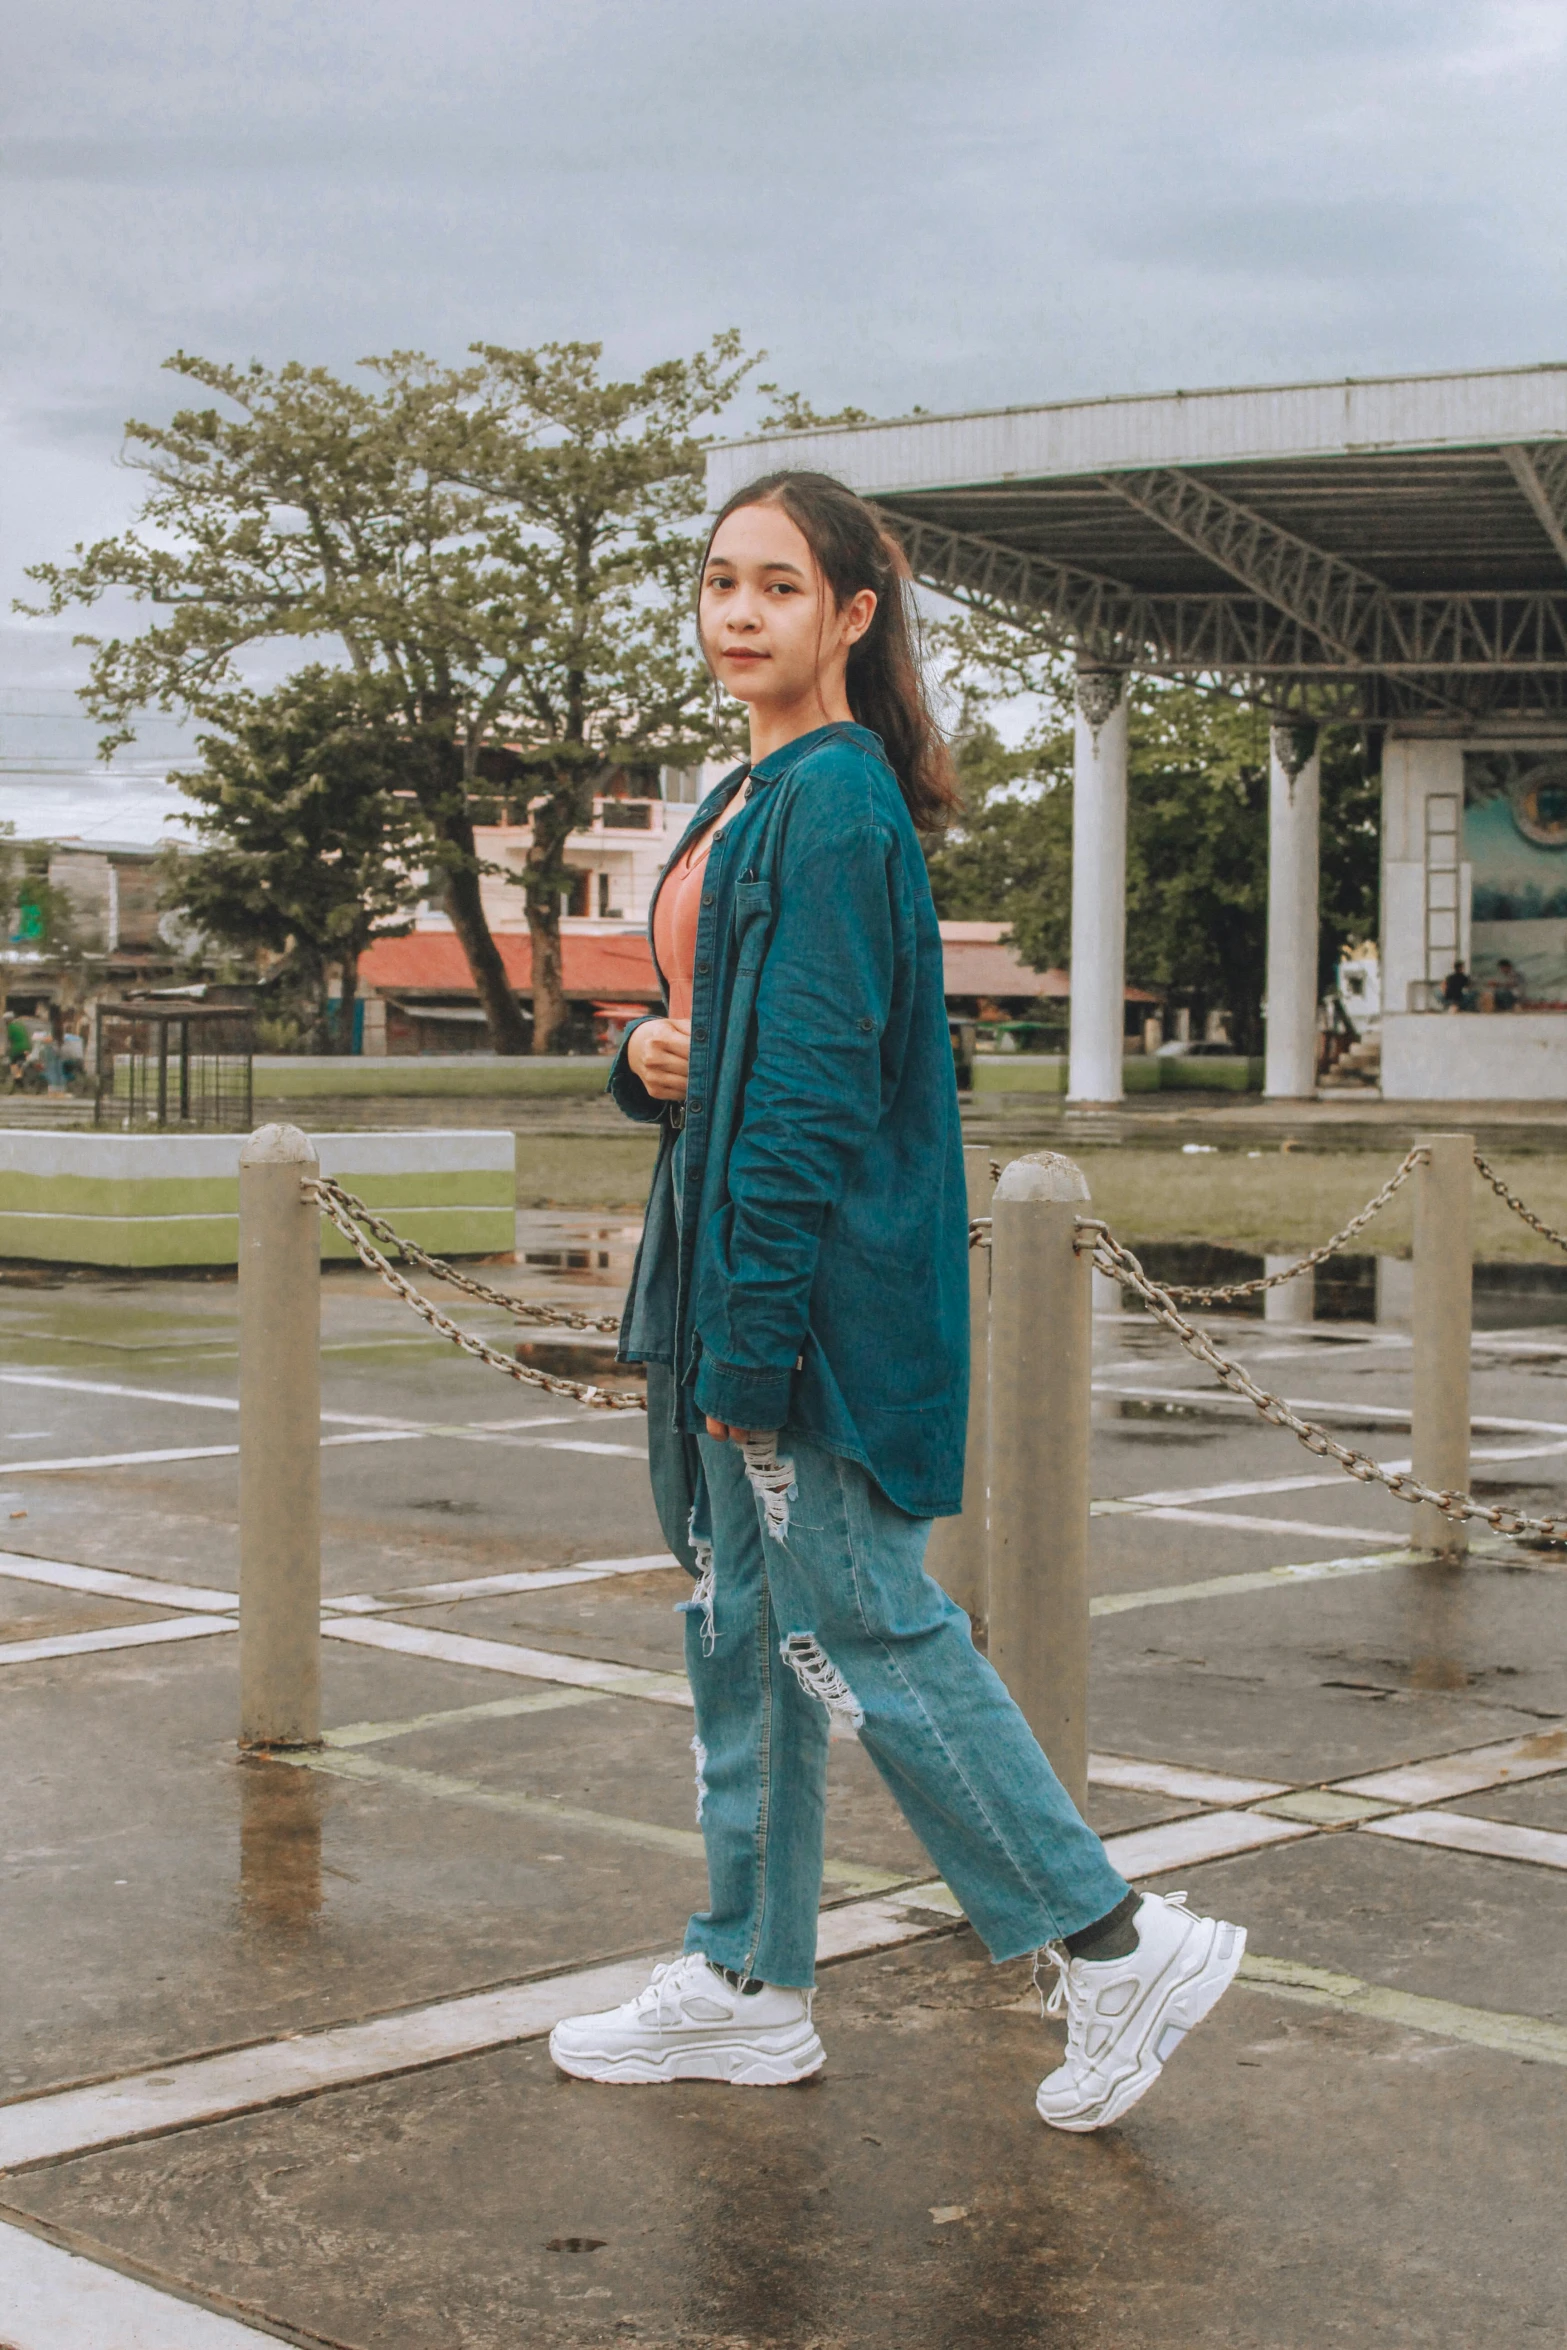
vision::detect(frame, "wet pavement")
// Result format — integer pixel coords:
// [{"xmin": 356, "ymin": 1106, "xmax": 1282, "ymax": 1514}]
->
[{"xmin": 2, "ymin": 1204, "xmax": 1566, "ymax": 2345}]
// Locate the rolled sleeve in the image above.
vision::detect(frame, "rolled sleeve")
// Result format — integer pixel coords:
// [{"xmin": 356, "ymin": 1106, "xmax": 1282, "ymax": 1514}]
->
[{"xmin": 607, "ymin": 1018, "xmax": 664, "ymax": 1124}]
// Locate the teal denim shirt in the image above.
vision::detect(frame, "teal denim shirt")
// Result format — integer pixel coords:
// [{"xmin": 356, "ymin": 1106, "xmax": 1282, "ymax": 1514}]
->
[{"xmin": 610, "ymin": 721, "xmax": 968, "ymax": 1522}]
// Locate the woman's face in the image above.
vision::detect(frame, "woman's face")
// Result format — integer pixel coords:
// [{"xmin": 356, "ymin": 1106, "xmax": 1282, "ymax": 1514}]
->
[{"xmin": 699, "ymin": 501, "xmax": 874, "ymax": 716}]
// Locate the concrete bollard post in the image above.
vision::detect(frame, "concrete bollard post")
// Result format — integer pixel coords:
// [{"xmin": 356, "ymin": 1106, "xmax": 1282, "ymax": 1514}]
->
[
  {"xmin": 239, "ymin": 1123, "xmax": 322, "ymax": 1748},
  {"xmin": 1412, "ymin": 1132, "xmax": 1473, "ymax": 1562},
  {"xmin": 986, "ymin": 1151, "xmax": 1093, "ymax": 1812},
  {"xmin": 926, "ymin": 1145, "xmax": 996, "ymax": 1635}
]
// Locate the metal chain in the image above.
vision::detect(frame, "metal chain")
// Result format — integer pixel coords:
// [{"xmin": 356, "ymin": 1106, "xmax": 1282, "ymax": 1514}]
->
[
  {"xmin": 305, "ymin": 1180, "xmax": 646, "ymax": 1414},
  {"xmin": 1083, "ymin": 1220, "xmax": 1567, "ymax": 1542},
  {"xmin": 1154, "ymin": 1146, "xmax": 1427, "ymax": 1303},
  {"xmin": 1472, "ymin": 1151, "xmax": 1567, "ymax": 1255},
  {"xmin": 983, "ymin": 1150, "xmax": 1423, "ymax": 1301},
  {"xmin": 308, "ymin": 1177, "xmax": 624, "ymax": 1331}
]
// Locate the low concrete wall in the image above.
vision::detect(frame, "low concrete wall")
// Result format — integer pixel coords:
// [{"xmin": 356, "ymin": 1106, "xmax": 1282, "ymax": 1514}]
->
[
  {"xmin": 251, "ymin": 1055, "xmax": 612, "ymax": 1100},
  {"xmin": 969, "ymin": 1054, "xmax": 1261, "ymax": 1097},
  {"xmin": 0, "ymin": 1129, "xmax": 515, "ymax": 1267},
  {"xmin": 1382, "ymin": 1012, "xmax": 1567, "ymax": 1101}
]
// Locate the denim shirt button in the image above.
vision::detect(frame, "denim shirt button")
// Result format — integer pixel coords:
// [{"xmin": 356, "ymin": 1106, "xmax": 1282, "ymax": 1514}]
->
[
  {"xmin": 688, "ymin": 1100, "xmax": 703, "ymax": 1115},
  {"xmin": 693, "ymin": 1026, "xmax": 707, "ymax": 1042},
  {"xmin": 701, "ymin": 892, "xmax": 715, "ymax": 909},
  {"xmin": 696, "ymin": 960, "xmax": 710, "ymax": 975}
]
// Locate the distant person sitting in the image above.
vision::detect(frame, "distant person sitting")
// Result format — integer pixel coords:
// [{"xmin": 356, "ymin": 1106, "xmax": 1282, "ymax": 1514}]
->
[
  {"xmin": 1441, "ymin": 961, "xmax": 1472, "ymax": 1011},
  {"xmin": 1492, "ymin": 958, "xmax": 1521, "ymax": 1011}
]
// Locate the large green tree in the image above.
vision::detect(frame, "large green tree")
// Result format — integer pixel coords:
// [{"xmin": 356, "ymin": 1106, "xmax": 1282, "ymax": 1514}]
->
[
  {"xmin": 928, "ymin": 628, "xmax": 1379, "ymax": 1047},
  {"xmin": 162, "ymin": 668, "xmax": 428, "ymax": 1052},
  {"xmin": 22, "ymin": 335, "xmax": 757, "ymax": 1052}
]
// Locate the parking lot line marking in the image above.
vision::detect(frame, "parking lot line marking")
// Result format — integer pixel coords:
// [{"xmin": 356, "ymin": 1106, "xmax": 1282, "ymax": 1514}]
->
[
  {"xmin": 1361, "ymin": 1810, "xmax": 1567, "ymax": 1871},
  {"xmin": 0, "ymin": 1430, "xmax": 423, "ymax": 1477},
  {"xmin": 332, "ymin": 1553, "xmax": 682, "ymax": 1611},
  {"xmin": 0, "ymin": 1616, "xmax": 235, "ymax": 1667},
  {"xmin": 524, "ymin": 1437, "xmax": 647, "ymax": 1458},
  {"xmin": 1093, "ymin": 1383, "xmax": 1567, "ymax": 1439},
  {"xmin": 1102, "ymin": 1809, "xmax": 1316, "ymax": 1878},
  {"xmin": 0, "ymin": 1550, "xmax": 237, "ymax": 1613},
  {"xmin": 1097, "ymin": 1436, "xmax": 1567, "ymax": 1515},
  {"xmin": 0, "ymin": 1889, "xmax": 951, "ymax": 2172},
  {"xmin": 1090, "ymin": 1550, "xmax": 1418, "ymax": 1616},
  {"xmin": 1088, "ymin": 1754, "xmax": 1291, "ymax": 1804},
  {"xmin": 1335, "ymin": 1724, "xmax": 1567, "ymax": 1804},
  {"xmin": 0, "ymin": 1371, "xmax": 240, "ymax": 1411},
  {"xmin": 1240, "ymin": 1954, "xmax": 1567, "ymax": 2067},
  {"xmin": 324, "ymin": 1688, "xmax": 610, "ymax": 1746},
  {"xmin": 0, "ymin": 1444, "xmax": 244, "ymax": 1475},
  {"xmin": 0, "ymin": 2217, "xmax": 282, "ymax": 2349},
  {"xmin": 283, "ymin": 1745, "xmax": 903, "ymax": 1894},
  {"xmin": 322, "ymin": 1614, "xmax": 694, "ymax": 1704},
  {"xmin": 1129, "ymin": 1507, "xmax": 1400, "ymax": 1544}
]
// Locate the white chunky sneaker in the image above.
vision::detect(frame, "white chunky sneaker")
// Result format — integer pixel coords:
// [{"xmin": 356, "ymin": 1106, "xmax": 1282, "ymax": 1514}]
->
[
  {"xmin": 549, "ymin": 1953, "xmax": 825, "ymax": 2086},
  {"xmin": 1035, "ymin": 1891, "xmax": 1245, "ymax": 2132}
]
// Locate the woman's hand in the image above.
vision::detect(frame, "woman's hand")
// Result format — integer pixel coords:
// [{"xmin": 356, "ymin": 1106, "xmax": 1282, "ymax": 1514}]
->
[{"xmin": 628, "ymin": 1017, "xmax": 691, "ymax": 1101}]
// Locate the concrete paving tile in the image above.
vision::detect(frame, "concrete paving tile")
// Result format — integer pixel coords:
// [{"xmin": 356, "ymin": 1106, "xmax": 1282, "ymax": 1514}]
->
[
  {"xmin": 0, "ymin": 1642, "xmax": 715, "ymax": 2096},
  {"xmin": 1441, "ymin": 1770, "xmax": 1567, "ymax": 1830},
  {"xmin": 390, "ymin": 1573, "xmax": 691, "ymax": 1671},
  {"xmin": 1149, "ymin": 1830, "xmax": 1567, "ymax": 2023},
  {"xmin": 8, "ymin": 1932, "xmax": 1563, "ymax": 2349},
  {"xmin": 0, "ymin": 1579, "xmax": 188, "ymax": 1644},
  {"xmin": 1089, "ymin": 1557, "xmax": 1567, "ymax": 1782}
]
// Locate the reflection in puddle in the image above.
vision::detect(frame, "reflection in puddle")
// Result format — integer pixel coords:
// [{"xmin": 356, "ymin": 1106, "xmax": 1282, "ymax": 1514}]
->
[
  {"xmin": 239, "ymin": 1759, "xmax": 324, "ymax": 1933},
  {"xmin": 515, "ymin": 1214, "xmax": 643, "ymax": 1296}
]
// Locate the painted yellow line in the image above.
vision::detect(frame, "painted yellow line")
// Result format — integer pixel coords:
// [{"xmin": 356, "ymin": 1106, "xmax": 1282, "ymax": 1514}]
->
[
  {"xmin": 324, "ymin": 1689, "xmax": 609, "ymax": 1747},
  {"xmin": 279, "ymin": 1744, "xmax": 902, "ymax": 1894},
  {"xmin": 1240, "ymin": 1953, "xmax": 1567, "ymax": 2067},
  {"xmin": 1090, "ymin": 1550, "xmax": 1417, "ymax": 1615}
]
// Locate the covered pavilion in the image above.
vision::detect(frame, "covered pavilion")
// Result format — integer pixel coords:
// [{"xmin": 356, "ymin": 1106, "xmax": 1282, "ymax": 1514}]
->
[{"xmin": 709, "ymin": 364, "xmax": 1567, "ymax": 1101}]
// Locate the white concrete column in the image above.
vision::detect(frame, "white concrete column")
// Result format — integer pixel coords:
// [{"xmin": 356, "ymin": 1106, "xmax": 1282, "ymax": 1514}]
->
[
  {"xmin": 1068, "ymin": 667, "xmax": 1129, "ymax": 1104},
  {"xmin": 1264, "ymin": 720, "xmax": 1321, "ymax": 1099}
]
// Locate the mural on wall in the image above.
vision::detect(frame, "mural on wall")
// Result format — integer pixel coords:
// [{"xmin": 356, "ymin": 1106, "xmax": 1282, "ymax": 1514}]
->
[{"xmin": 1464, "ymin": 751, "xmax": 1567, "ymax": 1006}]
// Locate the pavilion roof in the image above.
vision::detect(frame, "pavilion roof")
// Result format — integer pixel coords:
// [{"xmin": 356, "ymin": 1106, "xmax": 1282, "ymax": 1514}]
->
[{"xmin": 711, "ymin": 364, "xmax": 1567, "ymax": 722}]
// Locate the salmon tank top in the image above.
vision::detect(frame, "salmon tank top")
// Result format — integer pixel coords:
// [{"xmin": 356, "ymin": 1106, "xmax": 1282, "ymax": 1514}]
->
[{"xmin": 652, "ymin": 823, "xmax": 717, "ymax": 1022}]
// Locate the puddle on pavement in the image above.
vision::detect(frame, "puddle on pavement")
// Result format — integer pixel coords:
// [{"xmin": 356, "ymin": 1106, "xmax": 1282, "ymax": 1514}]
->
[
  {"xmin": 239, "ymin": 1760, "xmax": 326, "ymax": 1934},
  {"xmin": 1105, "ymin": 1242, "xmax": 1567, "ymax": 1332}
]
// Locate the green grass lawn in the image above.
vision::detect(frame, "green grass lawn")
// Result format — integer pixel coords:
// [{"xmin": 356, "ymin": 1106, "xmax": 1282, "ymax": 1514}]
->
[
  {"xmin": 516, "ymin": 1126, "xmax": 1567, "ymax": 1264},
  {"xmin": 1060, "ymin": 1146, "xmax": 1567, "ymax": 1261},
  {"xmin": 516, "ymin": 1133, "xmax": 660, "ymax": 1210}
]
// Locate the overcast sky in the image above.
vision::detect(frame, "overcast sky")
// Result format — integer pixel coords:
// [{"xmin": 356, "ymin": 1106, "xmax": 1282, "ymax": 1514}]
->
[{"xmin": 4, "ymin": 0, "xmax": 1566, "ymax": 835}]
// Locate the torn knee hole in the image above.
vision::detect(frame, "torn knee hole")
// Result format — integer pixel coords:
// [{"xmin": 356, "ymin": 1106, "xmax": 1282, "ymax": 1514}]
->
[
  {"xmin": 779, "ymin": 1631, "xmax": 865, "ymax": 1729},
  {"xmin": 676, "ymin": 1537, "xmax": 716, "ymax": 1656},
  {"xmin": 741, "ymin": 1435, "xmax": 797, "ymax": 1542}
]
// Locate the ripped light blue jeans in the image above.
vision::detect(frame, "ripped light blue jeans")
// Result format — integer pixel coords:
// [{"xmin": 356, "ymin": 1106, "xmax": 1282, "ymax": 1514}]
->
[{"xmin": 681, "ymin": 1428, "xmax": 1130, "ymax": 1989}]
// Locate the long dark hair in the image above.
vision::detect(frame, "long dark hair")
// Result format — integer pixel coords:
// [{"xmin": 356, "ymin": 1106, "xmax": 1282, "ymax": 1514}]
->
[{"xmin": 700, "ymin": 469, "xmax": 959, "ymax": 833}]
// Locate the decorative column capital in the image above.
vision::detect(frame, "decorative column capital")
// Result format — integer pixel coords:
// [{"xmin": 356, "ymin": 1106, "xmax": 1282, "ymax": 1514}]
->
[
  {"xmin": 1270, "ymin": 719, "xmax": 1320, "ymax": 802},
  {"xmin": 1074, "ymin": 665, "xmax": 1127, "ymax": 748}
]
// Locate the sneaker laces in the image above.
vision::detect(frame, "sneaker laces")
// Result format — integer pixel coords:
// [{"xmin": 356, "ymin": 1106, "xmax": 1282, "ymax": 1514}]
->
[
  {"xmin": 1040, "ymin": 1894, "xmax": 1189, "ymax": 2036},
  {"xmin": 635, "ymin": 1953, "xmax": 714, "ymax": 2030}
]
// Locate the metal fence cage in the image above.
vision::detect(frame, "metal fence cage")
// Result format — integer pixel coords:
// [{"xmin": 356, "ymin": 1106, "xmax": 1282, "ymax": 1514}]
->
[{"xmin": 95, "ymin": 1003, "xmax": 255, "ymax": 1132}]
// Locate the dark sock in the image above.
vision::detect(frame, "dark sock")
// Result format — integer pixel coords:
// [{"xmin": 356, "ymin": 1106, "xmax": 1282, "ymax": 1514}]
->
[
  {"xmin": 1063, "ymin": 1891, "xmax": 1143, "ymax": 1964},
  {"xmin": 715, "ymin": 1964, "xmax": 766, "ymax": 1996}
]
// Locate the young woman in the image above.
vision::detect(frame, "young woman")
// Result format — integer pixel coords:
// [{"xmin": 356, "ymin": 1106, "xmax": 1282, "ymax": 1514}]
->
[{"xmin": 549, "ymin": 471, "xmax": 1244, "ymax": 2130}]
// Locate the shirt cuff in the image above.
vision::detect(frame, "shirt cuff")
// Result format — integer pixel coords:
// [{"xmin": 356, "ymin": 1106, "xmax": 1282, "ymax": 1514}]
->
[
  {"xmin": 692, "ymin": 1353, "xmax": 793, "ymax": 1432},
  {"xmin": 607, "ymin": 1020, "xmax": 664, "ymax": 1124}
]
